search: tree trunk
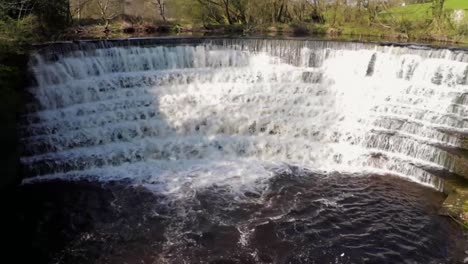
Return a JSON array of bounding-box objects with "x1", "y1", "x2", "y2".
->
[
  {"x1": 17, "y1": 1, "x2": 25, "y2": 23},
  {"x1": 156, "y1": 0, "x2": 166, "y2": 22},
  {"x1": 276, "y1": 0, "x2": 284, "y2": 23},
  {"x1": 223, "y1": 0, "x2": 233, "y2": 24}
]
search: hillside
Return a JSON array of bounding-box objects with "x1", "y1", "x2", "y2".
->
[{"x1": 382, "y1": 0, "x2": 468, "y2": 22}]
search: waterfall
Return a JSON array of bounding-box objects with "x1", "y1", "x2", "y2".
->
[{"x1": 21, "y1": 38, "x2": 468, "y2": 196}]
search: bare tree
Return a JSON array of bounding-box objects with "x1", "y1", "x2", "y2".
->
[
  {"x1": 94, "y1": 0, "x2": 120, "y2": 26},
  {"x1": 0, "y1": 0, "x2": 35, "y2": 22},
  {"x1": 153, "y1": 0, "x2": 166, "y2": 22},
  {"x1": 71, "y1": 0, "x2": 93, "y2": 20},
  {"x1": 197, "y1": 0, "x2": 238, "y2": 25}
]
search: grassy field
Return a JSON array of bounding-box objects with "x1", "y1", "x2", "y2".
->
[
  {"x1": 445, "y1": 0, "x2": 468, "y2": 9},
  {"x1": 381, "y1": 0, "x2": 468, "y2": 22}
]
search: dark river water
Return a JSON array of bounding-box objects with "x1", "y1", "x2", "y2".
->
[{"x1": 5, "y1": 172, "x2": 464, "y2": 264}]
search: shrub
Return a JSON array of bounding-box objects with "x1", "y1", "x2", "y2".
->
[
  {"x1": 395, "y1": 17, "x2": 413, "y2": 34},
  {"x1": 34, "y1": 0, "x2": 71, "y2": 36},
  {"x1": 456, "y1": 23, "x2": 468, "y2": 36}
]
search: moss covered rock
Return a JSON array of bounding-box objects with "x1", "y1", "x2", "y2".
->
[{"x1": 440, "y1": 175, "x2": 468, "y2": 227}]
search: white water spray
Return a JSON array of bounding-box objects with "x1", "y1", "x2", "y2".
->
[{"x1": 21, "y1": 39, "x2": 468, "y2": 195}]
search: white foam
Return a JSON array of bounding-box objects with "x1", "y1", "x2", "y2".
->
[{"x1": 22, "y1": 41, "x2": 468, "y2": 196}]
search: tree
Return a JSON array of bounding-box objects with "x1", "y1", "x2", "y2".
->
[
  {"x1": 196, "y1": 0, "x2": 251, "y2": 25},
  {"x1": 309, "y1": 0, "x2": 325, "y2": 23},
  {"x1": 0, "y1": 0, "x2": 35, "y2": 22},
  {"x1": 153, "y1": 0, "x2": 166, "y2": 22},
  {"x1": 34, "y1": 0, "x2": 71, "y2": 35},
  {"x1": 430, "y1": 0, "x2": 446, "y2": 31},
  {"x1": 0, "y1": 0, "x2": 71, "y2": 35},
  {"x1": 288, "y1": 0, "x2": 321, "y2": 23},
  {"x1": 194, "y1": 0, "x2": 305, "y2": 25},
  {"x1": 94, "y1": 0, "x2": 121, "y2": 26},
  {"x1": 71, "y1": 0, "x2": 93, "y2": 20},
  {"x1": 363, "y1": 0, "x2": 385, "y2": 25}
]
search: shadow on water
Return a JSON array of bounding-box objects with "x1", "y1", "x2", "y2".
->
[{"x1": 2, "y1": 173, "x2": 464, "y2": 263}]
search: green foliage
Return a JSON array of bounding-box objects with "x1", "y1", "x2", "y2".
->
[
  {"x1": 383, "y1": 0, "x2": 468, "y2": 22},
  {"x1": 34, "y1": 0, "x2": 72, "y2": 35},
  {"x1": 444, "y1": 0, "x2": 468, "y2": 9},
  {"x1": 0, "y1": 0, "x2": 71, "y2": 37},
  {"x1": 396, "y1": 17, "x2": 414, "y2": 34},
  {"x1": 193, "y1": 0, "x2": 327, "y2": 26},
  {"x1": 456, "y1": 21, "x2": 468, "y2": 35},
  {"x1": 451, "y1": 9, "x2": 468, "y2": 36},
  {"x1": 0, "y1": 15, "x2": 38, "y2": 46},
  {"x1": 380, "y1": 2, "x2": 433, "y2": 23},
  {"x1": 53, "y1": 0, "x2": 468, "y2": 42}
]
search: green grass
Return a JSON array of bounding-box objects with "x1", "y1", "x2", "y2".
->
[
  {"x1": 444, "y1": 0, "x2": 468, "y2": 10},
  {"x1": 381, "y1": 2, "x2": 432, "y2": 22},
  {"x1": 381, "y1": 0, "x2": 468, "y2": 22}
]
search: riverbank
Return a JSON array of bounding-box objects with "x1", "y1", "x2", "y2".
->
[
  {"x1": 60, "y1": 21, "x2": 468, "y2": 46},
  {"x1": 441, "y1": 174, "x2": 468, "y2": 228}
]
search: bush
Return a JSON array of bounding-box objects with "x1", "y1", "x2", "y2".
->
[
  {"x1": 456, "y1": 23, "x2": 468, "y2": 36},
  {"x1": 455, "y1": 13, "x2": 468, "y2": 36},
  {"x1": 395, "y1": 17, "x2": 413, "y2": 34},
  {"x1": 0, "y1": 15, "x2": 38, "y2": 46},
  {"x1": 34, "y1": 0, "x2": 71, "y2": 36},
  {"x1": 1, "y1": 0, "x2": 70, "y2": 37},
  {"x1": 290, "y1": 23, "x2": 310, "y2": 35}
]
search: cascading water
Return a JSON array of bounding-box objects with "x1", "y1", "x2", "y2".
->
[
  {"x1": 22, "y1": 38, "x2": 467, "y2": 193},
  {"x1": 19, "y1": 38, "x2": 468, "y2": 263}
]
